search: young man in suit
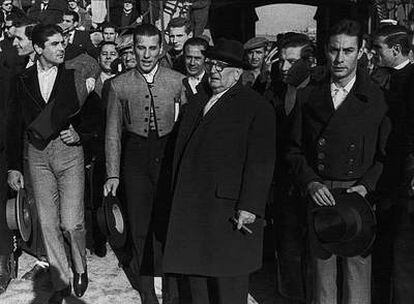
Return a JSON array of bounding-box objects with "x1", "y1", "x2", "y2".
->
[
  {"x1": 372, "y1": 25, "x2": 414, "y2": 304},
  {"x1": 182, "y1": 37, "x2": 209, "y2": 100},
  {"x1": 104, "y1": 23, "x2": 186, "y2": 304},
  {"x1": 286, "y1": 19, "x2": 390, "y2": 304},
  {"x1": 7, "y1": 24, "x2": 89, "y2": 303},
  {"x1": 163, "y1": 38, "x2": 276, "y2": 303}
]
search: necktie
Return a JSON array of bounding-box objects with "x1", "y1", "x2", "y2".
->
[{"x1": 332, "y1": 87, "x2": 347, "y2": 110}]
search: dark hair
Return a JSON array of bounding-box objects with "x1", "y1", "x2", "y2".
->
[
  {"x1": 101, "y1": 22, "x2": 117, "y2": 32},
  {"x1": 99, "y1": 41, "x2": 118, "y2": 53},
  {"x1": 63, "y1": 10, "x2": 79, "y2": 23},
  {"x1": 167, "y1": 17, "x2": 192, "y2": 34},
  {"x1": 133, "y1": 23, "x2": 162, "y2": 46},
  {"x1": 280, "y1": 33, "x2": 314, "y2": 60},
  {"x1": 183, "y1": 37, "x2": 208, "y2": 54},
  {"x1": 31, "y1": 24, "x2": 63, "y2": 49},
  {"x1": 327, "y1": 19, "x2": 363, "y2": 49},
  {"x1": 375, "y1": 25, "x2": 410, "y2": 56}
]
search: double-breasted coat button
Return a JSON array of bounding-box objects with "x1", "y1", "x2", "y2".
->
[
  {"x1": 317, "y1": 152, "x2": 326, "y2": 160},
  {"x1": 155, "y1": 157, "x2": 160, "y2": 163},
  {"x1": 317, "y1": 164, "x2": 325, "y2": 171},
  {"x1": 347, "y1": 170, "x2": 354, "y2": 175},
  {"x1": 348, "y1": 144, "x2": 356, "y2": 151},
  {"x1": 348, "y1": 158, "x2": 355, "y2": 164},
  {"x1": 318, "y1": 138, "x2": 326, "y2": 147}
]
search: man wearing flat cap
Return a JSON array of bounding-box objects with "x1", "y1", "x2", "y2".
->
[{"x1": 163, "y1": 38, "x2": 276, "y2": 303}]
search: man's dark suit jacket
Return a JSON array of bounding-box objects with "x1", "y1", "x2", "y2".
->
[
  {"x1": 27, "y1": 0, "x2": 66, "y2": 25},
  {"x1": 182, "y1": 72, "x2": 210, "y2": 101},
  {"x1": 163, "y1": 81, "x2": 276, "y2": 277},
  {"x1": 109, "y1": 7, "x2": 140, "y2": 28},
  {"x1": 71, "y1": 30, "x2": 97, "y2": 59},
  {"x1": 7, "y1": 64, "x2": 80, "y2": 172},
  {"x1": 286, "y1": 69, "x2": 390, "y2": 193}
]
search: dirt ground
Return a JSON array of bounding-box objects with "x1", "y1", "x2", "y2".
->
[{"x1": 0, "y1": 246, "x2": 288, "y2": 304}]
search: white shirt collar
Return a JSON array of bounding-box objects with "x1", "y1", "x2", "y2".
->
[
  {"x1": 36, "y1": 61, "x2": 58, "y2": 75},
  {"x1": 330, "y1": 74, "x2": 357, "y2": 94},
  {"x1": 394, "y1": 59, "x2": 410, "y2": 70},
  {"x1": 141, "y1": 64, "x2": 159, "y2": 84}
]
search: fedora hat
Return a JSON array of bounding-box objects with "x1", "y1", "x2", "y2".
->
[
  {"x1": 97, "y1": 195, "x2": 127, "y2": 249},
  {"x1": 311, "y1": 188, "x2": 376, "y2": 257},
  {"x1": 205, "y1": 38, "x2": 246, "y2": 68},
  {"x1": 6, "y1": 188, "x2": 32, "y2": 242}
]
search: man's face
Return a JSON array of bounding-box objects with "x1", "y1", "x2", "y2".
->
[
  {"x1": 121, "y1": 47, "x2": 137, "y2": 70},
  {"x1": 12, "y1": 26, "x2": 33, "y2": 56},
  {"x1": 279, "y1": 46, "x2": 303, "y2": 82},
  {"x1": 68, "y1": 0, "x2": 78, "y2": 9},
  {"x1": 207, "y1": 59, "x2": 240, "y2": 94},
  {"x1": 35, "y1": 33, "x2": 65, "y2": 66},
  {"x1": 373, "y1": 36, "x2": 395, "y2": 68},
  {"x1": 169, "y1": 26, "x2": 190, "y2": 52},
  {"x1": 103, "y1": 27, "x2": 117, "y2": 42},
  {"x1": 123, "y1": 1, "x2": 133, "y2": 11},
  {"x1": 4, "y1": 20, "x2": 15, "y2": 38},
  {"x1": 184, "y1": 44, "x2": 205, "y2": 77},
  {"x1": 326, "y1": 34, "x2": 361, "y2": 83},
  {"x1": 134, "y1": 34, "x2": 161, "y2": 73},
  {"x1": 246, "y1": 47, "x2": 266, "y2": 70},
  {"x1": 62, "y1": 14, "x2": 77, "y2": 31},
  {"x1": 2, "y1": 0, "x2": 13, "y2": 13},
  {"x1": 99, "y1": 44, "x2": 118, "y2": 72}
]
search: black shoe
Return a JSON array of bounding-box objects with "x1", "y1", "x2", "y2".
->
[
  {"x1": 48, "y1": 285, "x2": 71, "y2": 304},
  {"x1": 93, "y1": 243, "x2": 107, "y2": 258},
  {"x1": 0, "y1": 255, "x2": 10, "y2": 295},
  {"x1": 73, "y1": 270, "x2": 88, "y2": 297}
]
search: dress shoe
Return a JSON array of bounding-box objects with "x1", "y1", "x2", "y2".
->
[
  {"x1": 73, "y1": 270, "x2": 88, "y2": 297},
  {"x1": 48, "y1": 285, "x2": 71, "y2": 304},
  {"x1": 0, "y1": 255, "x2": 11, "y2": 295}
]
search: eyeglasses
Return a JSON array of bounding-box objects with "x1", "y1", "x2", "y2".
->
[{"x1": 205, "y1": 59, "x2": 232, "y2": 72}]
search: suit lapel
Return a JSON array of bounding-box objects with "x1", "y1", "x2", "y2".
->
[
  {"x1": 306, "y1": 81, "x2": 335, "y2": 125},
  {"x1": 21, "y1": 66, "x2": 46, "y2": 109},
  {"x1": 48, "y1": 64, "x2": 64, "y2": 103}
]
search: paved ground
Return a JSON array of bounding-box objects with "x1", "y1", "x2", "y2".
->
[{"x1": 0, "y1": 246, "x2": 292, "y2": 304}]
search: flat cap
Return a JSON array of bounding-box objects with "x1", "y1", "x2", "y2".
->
[
  {"x1": 57, "y1": 22, "x2": 72, "y2": 34},
  {"x1": 116, "y1": 34, "x2": 134, "y2": 53},
  {"x1": 243, "y1": 37, "x2": 268, "y2": 51}
]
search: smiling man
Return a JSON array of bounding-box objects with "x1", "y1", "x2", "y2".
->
[
  {"x1": 286, "y1": 19, "x2": 390, "y2": 304},
  {"x1": 7, "y1": 24, "x2": 89, "y2": 304},
  {"x1": 104, "y1": 23, "x2": 186, "y2": 304}
]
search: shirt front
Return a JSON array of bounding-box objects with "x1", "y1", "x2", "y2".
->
[
  {"x1": 141, "y1": 64, "x2": 159, "y2": 84},
  {"x1": 394, "y1": 59, "x2": 410, "y2": 70},
  {"x1": 203, "y1": 87, "x2": 231, "y2": 116},
  {"x1": 330, "y1": 75, "x2": 356, "y2": 110},
  {"x1": 188, "y1": 70, "x2": 205, "y2": 94},
  {"x1": 37, "y1": 61, "x2": 58, "y2": 103}
]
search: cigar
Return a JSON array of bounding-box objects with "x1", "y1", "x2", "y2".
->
[{"x1": 230, "y1": 217, "x2": 253, "y2": 234}]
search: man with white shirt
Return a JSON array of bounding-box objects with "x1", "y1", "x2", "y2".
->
[
  {"x1": 104, "y1": 23, "x2": 186, "y2": 304},
  {"x1": 286, "y1": 19, "x2": 390, "y2": 304},
  {"x1": 163, "y1": 38, "x2": 276, "y2": 303},
  {"x1": 182, "y1": 37, "x2": 209, "y2": 99},
  {"x1": 7, "y1": 24, "x2": 88, "y2": 304},
  {"x1": 372, "y1": 25, "x2": 414, "y2": 304}
]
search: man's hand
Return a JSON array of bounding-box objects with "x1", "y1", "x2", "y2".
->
[
  {"x1": 236, "y1": 210, "x2": 256, "y2": 230},
  {"x1": 60, "y1": 124, "x2": 80, "y2": 145},
  {"x1": 103, "y1": 178, "x2": 119, "y2": 197},
  {"x1": 346, "y1": 185, "x2": 368, "y2": 197},
  {"x1": 262, "y1": 46, "x2": 279, "y2": 73},
  {"x1": 86, "y1": 77, "x2": 96, "y2": 94},
  {"x1": 307, "y1": 181, "x2": 335, "y2": 206},
  {"x1": 8, "y1": 170, "x2": 24, "y2": 191}
]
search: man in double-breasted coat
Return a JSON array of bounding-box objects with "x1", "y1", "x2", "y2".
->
[
  {"x1": 286, "y1": 20, "x2": 390, "y2": 304},
  {"x1": 163, "y1": 38, "x2": 276, "y2": 303}
]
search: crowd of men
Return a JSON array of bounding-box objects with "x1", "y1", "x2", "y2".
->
[{"x1": 0, "y1": 0, "x2": 414, "y2": 304}]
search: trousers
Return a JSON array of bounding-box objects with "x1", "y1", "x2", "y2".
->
[{"x1": 27, "y1": 138, "x2": 86, "y2": 290}]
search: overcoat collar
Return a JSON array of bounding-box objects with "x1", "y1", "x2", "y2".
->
[{"x1": 307, "y1": 68, "x2": 375, "y2": 125}]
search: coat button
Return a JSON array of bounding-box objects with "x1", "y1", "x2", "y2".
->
[
  {"x1": 144, "y1": 129, "x2": 148, "y2": 133},
  {"x1": 347, "y1": 170, "x2": 354, "y2": 175},
  {"x1": 154, "y1": 157, "x2": 160, "y2": 163},
  {"x1": 317, "y1": 152, "x2": 326, "y2": 160},
  {"x1": 348, "y1": 143, "x2": 356, "y2": 151},
  {"x1": 145, "y1": 95, "x2": 150, "y2": 98},
  {"x1": 317, "y1": 164, "x2": 325, "y2": 171},
  {"x1": 145, "y1": 106, "x2": 149, "y2": 111},
  {"x1": 144, "y1": 118, "x2": 148, "y2": 122},
  {"x1": 318, "y1": 138, "x2": 326, "y2": 147},
  {"x1": 348, "y1": 158, "x2": 355, "y2": 164}
]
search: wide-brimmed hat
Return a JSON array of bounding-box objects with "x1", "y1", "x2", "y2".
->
[
  {"x1": 97, "y1": 195, "x2": 127, "y2": 249},
  {"x1": 6, "y1": 188, "x2": 32, "y2": 242},
  {"x1": 205, "y1": 38, "x2": 246, "y2": 68},
  {"x1": 311, "y1": 189, "x2": 376, "y2": 257}
]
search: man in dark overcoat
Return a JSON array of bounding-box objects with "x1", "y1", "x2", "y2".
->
[
  {"x1": 286, "y1": 20, "x2": 390, "y2": 304},
  {"x1": 163, "y1": 38, "x2": 276, "y2": 303}
]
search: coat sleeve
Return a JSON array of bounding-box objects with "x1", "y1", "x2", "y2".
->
[
  {"x1": 285, "y1": 90, "x2": 323, "y2": 191},
  {"x1": 237, "y1": 100, "x2": 276, "y2": 217},
  {"x1": 105, "y1": 81, "x2": 123, "y2": 179}
]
